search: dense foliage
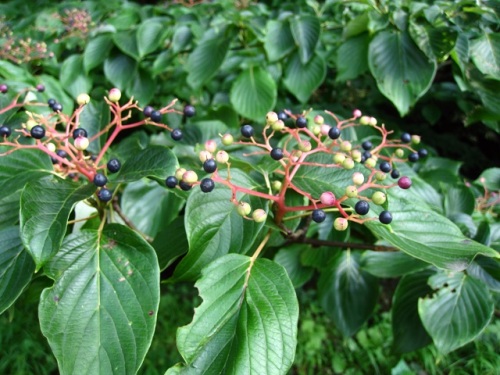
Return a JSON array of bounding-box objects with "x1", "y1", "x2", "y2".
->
[{"x1": 0, "y1": 0, "x2": 499, "y2": 374}]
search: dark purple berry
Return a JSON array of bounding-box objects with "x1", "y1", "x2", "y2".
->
[
  {"x1": 270, "y1": 148, "x2": 284, "y2": 160},
  {"x1": 379, "y1": 210, "x2": 393, "y2": 224},
  {"x1": 150, "y1": 110, "x2": 162, "y2": 122},
  {"x1": 165, "y1": 176, "x2": 178, "y2": 188},
  {"x1": 311, "y1": 209, "x2": 326, "y2": 223},
  {"x1": 107, "y1": 158, "x2": 121, "y2": 173},
  {"x1": 408, "y1": 152, "x2": 419, "y2": 162},
  {"x1": 200, "y1": 178, "x2": 215, "y2": 193},
  {"x1": 363, "y1": 151, "x2": 372, "y2": 159},
  {"x1": 296, "y1": 117, "x2": 307, "y2": 128},
  {"x1": 72, "y1": 128, "x2": 88, "y2": 139},
  {"x1": 179, "y1": 180, "x2": 192, "y2": 191},
  {"x1": 97, "y1": 188, "x2": 112, "y2": 202},
  {"x1": 379, "y1": 162, "x2": 391, "y2": 173},
  {"x1": 52, "y1": 103, "x2": 63, "y2": 112},
  {"x1": 362, "y1": 141, "x2": 372, "y2": 150},
  {"x1": 418, "y1": 148, "x2": 428, "y2": 158},
  {"x1": 0, "y1": 125, "x2": 11, "y2": 137},
  {"x1": 355, "y1": 201, "x2": 370, "y2": 215},
  {"x1": 328, "y1": 127, "x2": 341, "y2": 140},
  {"x1": 47, "y1": 98, "x2": 56, "y2": 108},
  {"x1": 143, "y1": 105, "x2": 154, "y2": 117},
  {"x1": 184, "y1": 105, "x2": 196, "y2": 118},
  {"x1": 0, "y1": 84, "x2": 8, "y2": 93},
  {"x1": 398, "y1": 176, "x2": 412, "y2": 189},
  {"x1": 171, "y1": 129, "x2": 183, "y2": 141},
  {"x1": 56, "y1": 149, "x2": 68, "y2": 158},
  {"x1": 390, "y1": 169, "x2": 400, "y2": 179},
  {"x1": 30, "y1": 125, "x2": 45, "y2": 139},
  {"x1": 203, "y1": 159, "x2": 217, "y2": 173},
  {"x1": 278, "y1": 111, "x2": 288, "y2": 121},
  {"x1": 36, "y1": 84, "x2": 45, "y2": 92},
  {"x1": 401, "y1": 133, "x2": 411, "y2": 143},
  {"x1": 93, "y1": 173, "x2": 107, "y2": 187},
  {"x1": 241, "y1": 124, "x2": 254, "y2": 138}
]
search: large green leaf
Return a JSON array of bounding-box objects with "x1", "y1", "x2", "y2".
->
[
  {"x1": 39, "y1": 224, "x2": 159, "y2": 374},
  {"x1": 474, "y1": 167, "x2": 500, "y2": 191},
  {"x1": 418, "y1": 272, "x2": 494, "y2": 354},
  {"x1": 166, "y1": 254, "x2": 298, "y2": 375},
  {"x1": 0, "y1": 226, "x2": 35, "y2": 314},
  {"x1": 230, "y1": 66, "x2": 277, "y2": 122},
  {"x1": 84, "y1": 34, "x2": 114, "y2": 73},
  {"x1": 126, "y1": 68, "x2": 155, "y2": 107},
  {"x1": 0, "y1": 191, "x2": 20, "y2": 230},
  {"x1": 114, "y1": 146, "x2": 177, "y2": 183},
  {"x1": 20, "y1": 177, "x2": 96, "y2": 269},
  {"x1": 104, "y1": 54, "x2": 138, "y2": 90},
  {"x1": 368, "y1": 30, "x2": 437, "y2": 116},
  {"x1": 471, "y1": 32, "x2": 500, "y2": 80},
  {"x1": 60, "y1": 55, "x2": 93, "y2": 99},
  {"x1": 409, "y1": 22, "x2": 457, "y2": 61},
  {"x1": 336, "y1": 33, "x2": 370, "y2": 82},
  {"x1": 264, "y1": 19, "x2": 295, "y2": 62},
  {"x1": 274, "y1": 245, "x2": 314, "y2": 288},
  {"x1": 283, "y1": 52, "x2": 326, "y2": 103},
  {"x1": 113, "y1": 29, "x2": 140, "y2": 60},
  {"x1": 392, "y1": 270, "x2": 434, "y2": 353},
  {"x1": 290, "y1": 15, "x2": 320, "y2": 64},
  {"x1": 137, "y1": 21, "x2": 164, "y2": 58},
  {"x1": 186, "y1": 28, "x2": 233, "y2": 89},
  {"x1": 361, "y1": 250, "x2": 429, "y2": 278},
  {"x1": 443, "y1": 184, "x2": 475, "y2": 216},
  {"x1": 318, "y1": 251, "x2": 379, "y2": 337},
  {"x1": 171, "y1": 169, "x2": 266, "y2": 282},
  {"x1": 0, "y1": 147, "x2": 53, "y2": 198},
  {"x1": 152, "y1": 216, "x2": 188, "y2": 271}
]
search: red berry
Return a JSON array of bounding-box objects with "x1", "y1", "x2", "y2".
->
[{"x1": 398, "y1": 176, "x2": 412, "y2": 189}]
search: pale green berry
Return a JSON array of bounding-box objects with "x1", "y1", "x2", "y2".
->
[
  {"x1": 352, "y1": 172, "x2": 364, "y2": 185},
  {"x1": 372, "y1": 191, "x2": 387, "y2": 205},
  {"x1": 237, "y1": 201, "x2": 251, "y2": 216},
  {"x1": 182, "y1": 170, "x2": 198, "y2": 184},
  {"x1": 252, "y1": 209, "x2": 267, "y2": 223},
  {"x1": 77, "y1": 93, "x2": 90, "y2": 105},
  {"x1": 298, "y1": 141, "x2": 312, "y2": 152},
  {"x1": 221, "y1": 133, "x2": 234, "y2": 146},
  {"x1": 351, "y1": 149, "x2": 362, "y2": 163},
  {"x1": 314, "y1": 115, "x2": 324, "y2": 125},
  {"x1": 345, "y1": 185, "x2": 358, "y2": 198},
  {"x1": 108, "y1": 88, "x2": 121, "y2": 103},
  {"x1": 340, "y1": 141, "x2": 352, "y2": 152},
  {"x1": 375, "y1": 171, "x2": 386, "y2": 181},
  {"x1": 216, "y1": 150, "x2": 229, "y2": 164},
  {"x1": 343, "y1": 158, "x2": 355, "y2": 170},
  {"x1": 46, "y1": 142, "x2": 56, "y2": 153},
  {"x1": 395, "y1": 148, "x2": 404, "y2": 158},
  {"x1": 369, "y1": 117, "x2": 377, "y2": 126},
  {"x1": 272, "y1": 119, "x2": 285, "y2": 131},
  {"x1": 272, "y1": 180, "x2": 282, "y2": 192},
  {"x1": 365, "y1": 157, "x2": 376, "y2": 168},
  {"x1": 26, "y1": 119, "x2": 37, "y2": 131},
  {"x1": 74, "y1": 136, "x2": 89, "y2": 151},
  {"x1": 175, "y1": 168, "x2": 187, "y2": 180},
  {"x1": 312, "y1": 125, "x2": 321, "y2": 135},
  {"x1": 411, "y1": 135, "x2": 421, "y2": 145},
  {"x1": 266, "y1": 111, "x2": 278, "y2": 125},
  {"x1": 359, "y1": 116, "x2": 370, "y2": 125},
  {"x1": 334, "y1": 217, "x2": 349, "y2": 231},
  {"x1": 333, "y1": 153, "x2": 346, "y2": 164}
]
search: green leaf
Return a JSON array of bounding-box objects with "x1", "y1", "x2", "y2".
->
[
  {"x1": 392, "y1": 270, "x2": 434, "y2": 353},
  {"x1": 318, "y1": 250, "x2": 379, "y2": 337},
  {"x1": 290, "y1": 15, "x2": 320, "y2": 64},
  {"x1": 84, "y1": 34, "x2": 114, "y2": 73},
  {"x1": 471, "y1": 32, "x2": 500, "y2": 80},
  {"x1": 443, "y1": 184, "x2": 475, "y2": 216},
  {"x1": 172, "y1": 25, "x2": 192, "y2": 54},
  {"x1": 79, "y1": 100, "x2": 110, "y2": 155},
  {"x1": 104, "y1": 54, "x2": 138, "y2": 90},
  {"x1": 264, "y1": 19, "x2": 295, "y2": 62},
  {"x1": 336, "y1": 33, "x2": 370, "y2": 82},
  {"x1": 418, "y1": 272, "x2": 494, "y2": 354},
  {"x1": 39, "y1": 224, "x2": 159, "y2": 374},
  {"x1": 475, "y1": 167, "x2": 500, "y2": 190},
  {"x1": 0, "y1": 191, "x2": 20, "y2": 230},
  {"x1": 171, "y1": 169, "x2": 266, "y2": 282},
  {"x1": 20, "y1": 177, "x2": 96, "y2": 269},
  {"x1": 274, "y1": 245, "x2": 314, "y2": 288},
  {"x1": 230, "y1": 66, "x2": 277, "y2": 121},
  {"x1": 60, "y1": 55, "x2": 93, "y2": 99},
  {"x1": 126, "y1": 68, "x2": 155, "y2": 107},
  {"x1": 152, "y1": 216, "x2": 188, "y2": 271},
  {"x1": 137, "y1": 21, "x2": 164, "y2": 58},
  {"x1": 0, "y1": 147, "x2": 53, "y2": 198},
  {"x1": 167, "y1": 254, "x2": 298, "y2": 375},
  {"x1": 114, "y1": 146, "x2": 178, "y2": 183},
  {"x1": 0, "y1": 226, "x2": 35, "y2": 314},
  {"x1": 186, "y1": 28, "x2": 233, "y2": 89},
  {"x1": 283, "y1": 52, "x2": 326, "y2": 103},
  {"x1": 121, "y1": 179, "x2": 184, "y2": 238},
  {"x1": 467, "y1": 256, "x2": 500, "y2": 292},
  {"x1": 113, "y1": 29, "x2": 140, "y2": 60},
  {"x1": 409, "y1": 22, "x2": 457, "y2": 60},
  {"x1": 368, "y1": 30, "x2": 437, "y2": 116},
  {"x1": 361, "y1": 250, "x2": 429, "y2": 278}
]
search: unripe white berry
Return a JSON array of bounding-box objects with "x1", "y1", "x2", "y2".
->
[
  {"x1": 77, "y1": 93, "x2": 90, "y2": 105},
  {"x1": 237, "y1": 201, "x2": 251, "y2": 216},
  {"x1": 204, "y1": 139, "x2": 217, "y2": 153},
  {"x1": 216, "y1": 150, "x2": 229, "y2": 164},
  {"x1": 252, "y1": 209, "x2": 267, "y2": 223},
  {"x1": 334, "y1": 217, "x2": 349, "y2": 231},
  {"x1": 352, "y1": 172, "x2": 364, "y2": 185},
  {"x1": 74, "y1": 136, "x2": 89, "y2": 151},
  {"x1": 266, "y1": 111, "x2": 279, "y2": 125},
  {"x1": 199, "y1": 150, "x2": 213, "y2": 162}
]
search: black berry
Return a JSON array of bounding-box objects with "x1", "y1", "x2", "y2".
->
[
  {"x1": 355, "y1": 201, "x2": 370, "y2": 215},
  {"x1": 278, "y1": 111, "x2": 288, "y2": 121},
  {"x1": 97, "y1": 188, "x2": 112, "y2": 202},
  {"x1": 0, "y1": 125, "x2": 11, "y2": 137},
  {"x1": 328, "y1": 127, "x2": 341, "y2": 140},
  {"x1": 56, "y1": 150, "x2": 68, "y2": 158},
  {"x1": 184, "y1": 105, "x2": 196, "y2": 118},
  {"x1": 203, "y1": 159, "x2": 217, "y2": 173},
  {"x1": 241, "y1": 124, "x2": 254, "y2": 138},
  {"x1": 379, "y1": 162, "x2": 391, "y2": 173},
  {"x1": 47, "y1": 98, "x2": 56, "y2": 108},
  {"x1": 270, "y1": 148, "x2": 284, "y2": 160},
  {"x1": 52, "y1": 103, "x2": 63, "y2": 112},
  {"x1": 93, "y1": 173, "x2": 107, "y2": 187},
  {"x1": 363, "y1": 151, "x2": 372, "y2": 159},
  {"x1": 30, "y1": 125, "x2": 45, "y2": 139},
  {"x1": 362, "y1": 141, "x2": 373, "y2": 150},
  {"x1": 143, "y1": 105, "x2": 154, "y2": 117},
  {"x1": 200, "y1": 178, "x2": 215, "y2": 193},
  {"x1": 401, "y1": 133, "x2": 411, "y2": 143},
  {"x1": 171, "y1": 129, "x2": 183, "y2": 141},
  {"x1": 379, "y1": 210, "x2": 393, "y2": 224},
  {"x1": 107, "y1": 158, "x2": 121, "y2": 173},
  {"x1": 390, "y1": 169, "x2": 400, "y2": 179},
  {"x1": 72, "y1": 128, "x2": 88, "y2": 139},
  {"x1": 296, "y1": 116, "x2": 307, "y2": 128},
  {"x1": 311, "y1": 209, "x2": 326, "y2": 223},
  {"x1": 418, "y1": 148, "x2": 428, "y2": 158},
  {"x1": 179, "y1": 181, "x2": 192, "y2": 191},
  {"x1": 150, "y1": 110, "x2": 162, "y2": 122},
  {"x1": 408, "y1": 152, "x2": 419, "y2": 162},
  {"x1": 165, "y1": 176, "x2": 178, "y2": 188}
]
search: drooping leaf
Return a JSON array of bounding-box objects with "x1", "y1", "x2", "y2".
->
[
  {"x1": 474, "y1": 167, "x2": 500, "y2": 190},
  {"x1": 283, "y1": 52, "x2": 326, "y2": 103},
  {"x1": 113, "y1": 29, "x2": 140, "y2": 60},
  {"x1": 152, "y1": 216, "x2": 188, "y2": 271},
  {"x1": 409, "y1": 22, "x2": 457, "y2": 60},
  {"x1": 114, "y1": 146, "x2": 177, "y2": 183},
  {"x1": 126, "y1": 68, "x2": 155, "y2": 107},
  {"x1": 0, "y1": 191, "x2": 20, "y2": 230},
  {"x1": 39, "y1": 224, "x2": 159, "y2": 374},
  {"x1": 368, "y1": 30, "x2": 437, "y2": 116},
  {"x1": 60, "y1": 55, "x2": 93, "y2": 99},
  {"x1": 471, "y1": 32, "x2": 500, "y2": 80},
  {"x1": 166, "y1": 254, "x2": 298, "y2": 375},
  {"x1": 392, "y1": 270, "x2": 434, "y2": 353},
  {"x1": 361, "y1": 250, "x2": 429, "y2": 278},
  {"x1": 467, "y1": 256, "x2": 500, "y2": 292},
  {"x1": 20, "y1": 177, "x2": 96, "y2": 269},
  {"x1": 264, "y1": 19, "x2": 295, "y2": 62},
  {"x1": 336, "y1": 33, "x2": 370, "y2": 82},
  {"x1": 0, "y1": 226, "x2": 35, "y2": 314},
  {"x1": 418, "y1": 272, "x2": 494, "y2": 354},
  {"x1": 290, "y1": 15, "x2": 321, "y2": 64},
  {"x1": 84, "y1": 34, "x2": 114, "y2": 73},
  {"x1": 137, "y1": 21, "x2": 164, "y2": 58},
  {"x1": 318, "y1": 250, "x2": 379, "y2": 337},
  {"x1": 230, "y1": 66, "x2": 277, "y2": 122},
  {"x1": 274, "y1": 245, "x2": 314, "y2": 288},
  {"x1": 443, "y1": 184, "x2": 475, "y2": 216},
  {"x1": 104, "y1": 54, "x2": 138, "y2": 90}
]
